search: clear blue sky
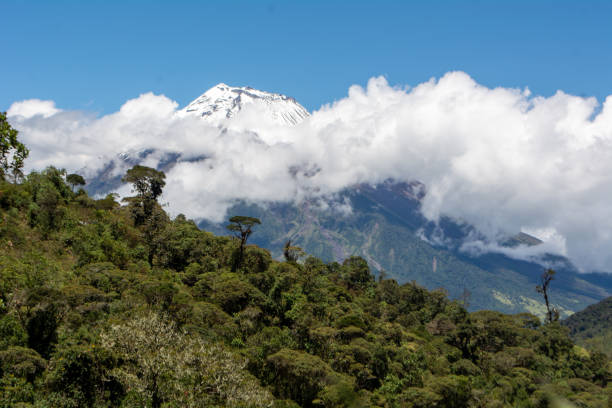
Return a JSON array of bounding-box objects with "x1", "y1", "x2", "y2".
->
[{"x1": 3, "y1": 0, "x2": 612, "y2": 113}]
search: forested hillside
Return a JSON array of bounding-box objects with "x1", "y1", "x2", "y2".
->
[
  {"x1": 564, "y1": 297, "x2": 612, "y2": 358},
  {"x1": 0, "y1": 166, "x2": 610, "y2": 407},
  {"x1": 199, "y1": 182, "x2": 610, "y2": 318}
]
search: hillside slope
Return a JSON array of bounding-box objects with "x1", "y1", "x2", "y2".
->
[
  {"x1": 1, "y1": 168, "x2": 610, "y2": 407},
  {"x1": 563, "y1": 297, "x2": 612, "y2": 357},
  {"x1": 201, "y1": 181, "x2": 610, "y2": 317}
]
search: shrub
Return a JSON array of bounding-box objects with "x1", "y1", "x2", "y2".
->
[
  {"x1": 0, "y1": 313, "x2": 27, "y2": 350},
  {"x1": 242, "y1": 245, "x2": 272, "y2": 274},
  {"x1": 45, "y1": 344, "x2": 122, "y2": 407},
  {"x1": 0, "y1": 346, "x2": 46, "y2": 382},
  {"x1": 267, "y1": 348, "x2": 337, "y2": 406},
  {"x1": 101, "y1": 312, "x2": 272, "y2": 408},
  {"x1": 204, "y1": 273, "x2": 267, "y2": 314},
  {"x1": 341, "y1": 256, "x2": 373, "y2": 290}
]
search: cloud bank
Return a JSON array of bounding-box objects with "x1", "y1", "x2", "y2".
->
[{"x1": 7, "y1": 72, "x2": 612, "y2": 272}]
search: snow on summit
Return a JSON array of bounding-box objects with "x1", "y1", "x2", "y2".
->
[{"x1": 179, "y1": 83, "x2": 310, "y2": 126}]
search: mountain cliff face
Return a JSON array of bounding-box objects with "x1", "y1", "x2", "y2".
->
[
  {"x1": 178, "y1": 83, "x2": 310, "y2": 126},
  {"x1": 86, "y1": 84, "x2": 612, "y2": 317}
]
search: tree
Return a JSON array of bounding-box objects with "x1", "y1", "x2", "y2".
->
[
  {"x1": 226, "y1": 216, "x2": 261, "y2": 271},
  {"x1": 142, "y1": 205, "x2": 170, "y2": 265},
  {"x1": 101, "y1": 312, "x2": 272, "y2": 408},
  {"x1": 342, "y1": 256, "x2": 373, "y2": 289},
  {"x1": 0, "y1": 112, "x2": 29, "y2": 182},
  {"x1": 66, "y1": 173, "x2": 86, "y2": 192},
  {"x1": 536, "y1": 269, "x2": 558, "y2": 323},
  {"x1": 121, "y1": 165, "x2": 166, "y2": 225},
  {"x1": 122, "y1": 165, "x2": 165, "y2": 201},
  {"x1": 26, "y1": 167, "x2": 70, "y2": 237},
  {"x1": 121, "y1": 165, "x2": 168, "y2": 264},
  {"x1": 283, "y1": 239, "x2": 305, "y2": 263},
  {"x1": 101, "y1": 312, "x2": 180, "y2": 408}
]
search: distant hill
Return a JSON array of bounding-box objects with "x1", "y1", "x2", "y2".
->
[
  {"x1": 563, "y1": 296, "x2": 612, "y2": 357},
  {"x1": 200, "y1": 181, "x2": 612, "y2": 317}
]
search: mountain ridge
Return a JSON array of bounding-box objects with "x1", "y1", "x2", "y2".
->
[{"x1": 200, "y1": 180, "x2": 611, "y2": 317}]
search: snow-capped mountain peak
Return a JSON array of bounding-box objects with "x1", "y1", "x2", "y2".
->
[{"x1": 179, "y1": 83, "x2": 309, "y2": 126}]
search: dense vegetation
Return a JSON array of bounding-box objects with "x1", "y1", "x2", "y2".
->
[
  {"x1": 564, "y1": 297, "x2": 612, "y2": 358},
  {"x1": 199, "y1": 184, "x2": 610, "y2": 317},
  {"x1": 0, "y1": 119, "x2": 610, "y2": 407},
  {"x1": 0, "y1": 167, "x2": 610, "y2": 407}
]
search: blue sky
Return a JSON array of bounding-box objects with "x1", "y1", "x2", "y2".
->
[
  {"x1": 3, "y1": 0, "x2": 612, "y2": 113},
  {"x1": 7, "y1": 1, "x2": 612, "y2": 271}
]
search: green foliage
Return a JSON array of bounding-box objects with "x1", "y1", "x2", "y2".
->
[
  {"x1": 65, "y1": 173, "x2": 86, "y2": 192},
  {"x1": 101, "y1": 312, "x2": 272, "y2": 408},
  {"x1": 243, "y1": 245, "x2": 273, "y2": 274},
  {"x1": 26, "y1": 167, "x2": 72, "y2": 236},
  {"x1": 0, "y1": 170, "x2": 609, "y2": 407},
  {"x1": 341, "y1": 256, "x2": 374, "y2": 290},
  {"x1": 0, "y1": 112, "x2": 29, "y2": 182},
  {"x1": 428, "y1": 375, "x2": 471, "y2": 408},
  {"x1": 563, "y1": 296, "x2": 612, "y2": 357},
  {"x1": 121, "y1": 165, "x2": 165, "y2": 202},
  {"x1": 121, "y1": 165, "x2": 166, "y2": 226},
  {"x1": 227, "y1": 215, "x2": 261, "y2": 271},
  {"x1": 209, "y1": 199, "x2": 610, "y2": 319},
  {"x1": 25, "y1": 300, "x2": 61, "y2": 358},
  {"x1": 0, "y1": 346, "x2": 46, "y2": 382},
  {"x1": 266, "y1": 348, "x2": 342, "y2": 406},
  {"x1": 45, "y1": 344, "x2": 122, "y2": 407},
  {"x1": 284, "y1": 239, "x2": 305, "y2": 263},
  {"x1": 197, "y1": 272, "x2": 267, "y2": 314},
  {"x1": 0, "y1": 313, "x2": 27, "y2": 350}
]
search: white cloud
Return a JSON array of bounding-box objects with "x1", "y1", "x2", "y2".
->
[
  {"x1": 459, "y1": 234, "x2": 569, "y2": 266},
  {"x1": 7, "y1": 99, "x2": 61, "y2": 119},
  {"x1": 7, "y1": 72, "x2": 612, "y2": 272}
]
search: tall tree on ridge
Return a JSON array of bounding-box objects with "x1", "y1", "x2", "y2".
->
[
  {"x1": 226, "y1": 216, "x2": 261, "y2": 271},
  {"x1": 122, "y1": 165, "x2": 167, "y2": 264},
  {"x1": 66, "y1": 173, "x2": 86, "y2": 192},
  {"x1": 121, "y1": 165, "x2": 166, "y2": 226},
  {"x1": 536, "y1": 269, "x2": 559, "y2": 323}
]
